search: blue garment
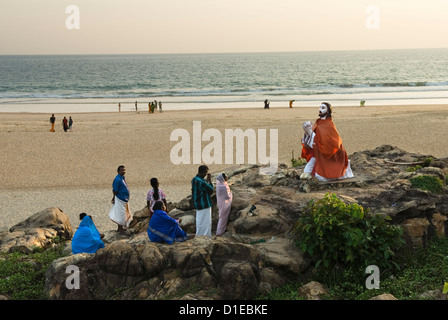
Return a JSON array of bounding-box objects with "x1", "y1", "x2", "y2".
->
[
  {"x1": 147, "y1": 209, "x2": 190, "y2": 244},
  {"x1": 191, "y1": 175, "x2": 214, "y2": 210},
  {"x1": 113, "y1": 174, "x2": 130, "y2": 202},
  {"x1": 72, "y1": 216, "x2": 105, "y2": 254}
]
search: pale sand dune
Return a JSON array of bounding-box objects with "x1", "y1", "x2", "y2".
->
[{"x1": 1, "y1": 104, "x2": 447, "y2": 231}]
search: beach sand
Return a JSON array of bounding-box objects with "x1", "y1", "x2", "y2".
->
[{"x1": 1, "y1": 104, "x2": 447, "y2": 232}]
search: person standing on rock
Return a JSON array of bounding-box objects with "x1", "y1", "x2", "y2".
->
[
  {"x1": 216, "y1": 173, "x2": 232, "y2": 236},
  {"x1": 300, "y1": 102, "x2": 354, "y2": 181},
  {"x1": 191, "y1": 165, "x2": 214, "y2": 238},
  {"x1": 109, "y1": 165, "x2": 133, "y2": 235}
]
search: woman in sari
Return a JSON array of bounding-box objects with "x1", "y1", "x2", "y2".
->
[
  {"x1": 72, "y1": 213, "x2": 105, "y2": 254},
  {"x1": 147, "y1": 201, "x2": 194, "y2": 244},
  {"x1": 216, "y1": 173, "x2": 232, "y2": 236}
]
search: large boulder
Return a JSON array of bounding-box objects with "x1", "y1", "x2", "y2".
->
[
  {"x1": 0, "y1": 207, "x2": 73, "y2": 253},
  {"x1": 44, "y1": 236, "x2": 273, "y2": 300}
]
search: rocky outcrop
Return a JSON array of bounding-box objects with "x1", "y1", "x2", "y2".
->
[
  {"x1": 44, "y1": 235, "x2": 297, "y2": 300},
  {"x1": 0, "y1": 207, "x2": 73, "y2": 253},
  {"x1": 1, "y1": 145, "x2": 447, "y2": 300}
]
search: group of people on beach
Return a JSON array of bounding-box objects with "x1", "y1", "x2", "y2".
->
[
  {"x1": 71, "y1": 101, "x2": 353, "y2": 254},
  {"x1": 71, "y1": 164, "x2": 233, "y2": 253},
  {"x1": 49, "y1": 114, "x2": 73, "y2": 132},
  {"x1": 118, "y1": 100, "x2": 163, "y2": 113}
]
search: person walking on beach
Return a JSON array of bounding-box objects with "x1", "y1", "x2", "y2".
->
[
  {"x1": 159, "y1": 101, "x2": 163, "y2": 113},
  {"x1": 216, "y1": 173, "x2": 232, "y2": 236},
  {"x1": 289, "y1": 100, "x2": 295, "y2": 108},
  {"x1": 49, "y1": 114, "x2": 56, "y2": 132},
  {"x1": 109, "y1": 165, "x2": 133, "y2": 235},
  {"x1": 62, "y1": 116, "x2": 68, "y2": 132},
  {"x1": 264, "y1": 99, "x2": 270, "y2": 109},
  {"x1": 118, "y1": 103, "x2": 121, "y2": 112},
  {"x1": 147, "y1": 177, "x2": 168, "y2": 219},
  {"x1": 135, "y1": 101, "x2": 138, "y2": 112},
  {"x1": 68, "y1": 116, "x2": 73, "y2": 132},
  {"x1": 191, "y1": 165, "x2": 214, "y2": 238}
]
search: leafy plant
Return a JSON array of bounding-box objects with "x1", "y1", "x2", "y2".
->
[
  {"x1": 0, "y1": 244, "x2": 65, "y2": 299},
  {"x1": 291, "y1": 150, "x2": 306, "y2": 167},
  {"x1": 409, "y1": 175, "x2": 444, "y2": 194},
  {"x1": 292, "y1": 193, "x2": 404, "y2": 271}
]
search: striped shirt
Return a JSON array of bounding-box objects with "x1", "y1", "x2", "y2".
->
[{"x1": 191, "y1": 175, "x2": 214, "y2": 210}]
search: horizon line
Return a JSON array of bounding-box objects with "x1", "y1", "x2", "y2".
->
[{"x1": 1, "y1": 46, "x2": 447, "y2": 57}]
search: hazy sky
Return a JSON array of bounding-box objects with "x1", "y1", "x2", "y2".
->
[{"x1": 1, "y1": 0, "x2": 448, "y2": 54}]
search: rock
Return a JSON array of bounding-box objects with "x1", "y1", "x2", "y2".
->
[
  {"x1": 44, "y1": 236, "x2": 269, "y2": 300},
  {"x1": 369, "y1": 293, "x2": 398, "y2": 300},
  {"x1": 419, "y1": 289, "x2": 447, "y2": 300},
  {"x1": 0, "y1": 207, "x2": 73, "y2": 253},
  {"x1": 298, "y1": 281, "x2": 329, "y2": 300},
  {"x1": 9, "y1": 207, "x2": 73, "y2": 239},
  {"x1": 400, "y1": 217, "x2": 430, "y2": 248}
]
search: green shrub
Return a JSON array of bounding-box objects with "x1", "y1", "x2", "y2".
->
[
  {"x1": 0, "y1": 245, "x2": 65, "y2": 299},
  {"x1": 292, "y1": 193, "x2": 404, "y2": 271},
  {"x1": 409, "y1": 175, "x2": 444, "y2": 194}
]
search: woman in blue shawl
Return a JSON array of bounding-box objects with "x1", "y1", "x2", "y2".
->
[
  {"x1": 147, "y1": 201, "x2": 194, "y2": 244},
  {"x1": 72, "y1": 213, "x2": 105, "y2": 254}
]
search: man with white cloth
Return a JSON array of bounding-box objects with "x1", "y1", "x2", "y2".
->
[
  {"x1": 191, "y1": 165, "x2": 214, "y2": 238},
  {"x1": 109, "y1": 165, "x2": 133, "y2": 234}
]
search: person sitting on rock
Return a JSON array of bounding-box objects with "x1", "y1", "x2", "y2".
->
[
  {"x1": 72, "y1": 213, "x2": 105, "y2": 254},
  {"x1": 300, "y1": 102, "x2": 354, "y2": 181},
  {"x1": 147, "y1": 201, "x2": 195, "y2": 244}
]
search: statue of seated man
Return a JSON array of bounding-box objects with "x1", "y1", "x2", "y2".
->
[{"x1": 300, "y1": 102, "x2": 354, "y2": 181}]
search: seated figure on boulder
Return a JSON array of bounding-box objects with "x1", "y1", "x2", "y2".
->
[
  {"x1": 72, "y1": 213, "x2": 105, "y2": 254},
  {"x1": 300, "y1": 102, "x2": 354, "y2": 182}
]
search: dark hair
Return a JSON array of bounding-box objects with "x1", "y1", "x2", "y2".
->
[
  {"x1": 117, "y1": 165, "x2": 125, "y2": 173},
  {"x1": 151, "y1": 177, "x2": 159, "y2": 201},
  {"x1": 79, "y1": 212, "x2": 87, "y2": 220},
  {"x1": 198, "y1": 165, "x2": 209, "y2": 174},
  {"x1": 321, "y1": 102, "x2": 332, "y2": 117},
  {"x1": 153, "y1": 200, "x2": 164, "y2": 211}
]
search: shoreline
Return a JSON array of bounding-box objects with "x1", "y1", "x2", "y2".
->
[{"x1": 1, "y1": 103, "x2": 447, "y2": 232}]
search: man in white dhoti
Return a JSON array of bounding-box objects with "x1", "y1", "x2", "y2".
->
[{"x1": 109, "y1": 165, "x2": 133, "y2": 234}]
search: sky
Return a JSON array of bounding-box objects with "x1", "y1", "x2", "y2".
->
[{"x1": 1, "y1": 0, "x2": 448, "y2": 55}]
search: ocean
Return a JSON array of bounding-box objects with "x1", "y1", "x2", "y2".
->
[{"x1": 1, "y1": 48, "x2": 448, "y2": 113}]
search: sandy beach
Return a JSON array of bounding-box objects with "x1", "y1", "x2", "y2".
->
[{"x1": 1, "y1": 104, "x2": 447, "y2": 232}]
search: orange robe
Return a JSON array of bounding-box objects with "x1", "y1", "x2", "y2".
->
[{"x1": 301, "y1": 118, "x2": 348, "y2": 179}]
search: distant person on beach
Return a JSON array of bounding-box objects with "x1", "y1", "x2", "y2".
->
[
  {"x1": 71, "y1": 213, "x2": 105, "y2": 254},
  {"x1": 135, "y1": 101, "x2": 138, "y2": 112},
  {"x1": 264, "y1": 99, "x2": 270, "y2": 109},
  {"x1": 216, "y1": 173, "x2": 232, "y2": 236},
  {"x1": 289, "y1": 100, "x2": 295, "y2": 108},
  {"x1": 109, "y1": 165, "x2": 133, "y2": 235},
  {"x1": 68, "y1": 116, "x2": 73, "y2": 132},
  {"x1": 147, "y1": 177, "x2": 168, "y2": 219},
  {"x1": 147, "y1": 201, "x2": 194, "y2": 244},
  {"x1": 159, "y1": 101, "x2": 163, "y2": 113},
  {"x1": 148, "y1": 102, "x2": 151, "y2": 114},
  {"x1": 62, "y1": 116, "x2": 68, "y2": 132},
  {"x1": 300, "y1": 102, "x2": 354, "y2": 182},
  {"x1": 50, "y1": 114, "x2": 56, "y2": 132},
  {"x1": 118, "y1": 103, "x2": 121, "y2": 112},
  {"x1": 191, "y1": 165, "x2": 214, "y2": 238}
]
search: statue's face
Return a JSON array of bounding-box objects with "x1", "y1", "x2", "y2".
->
[{"x1": 319, "y1": 104, "x2": 328, "y2": 118}]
